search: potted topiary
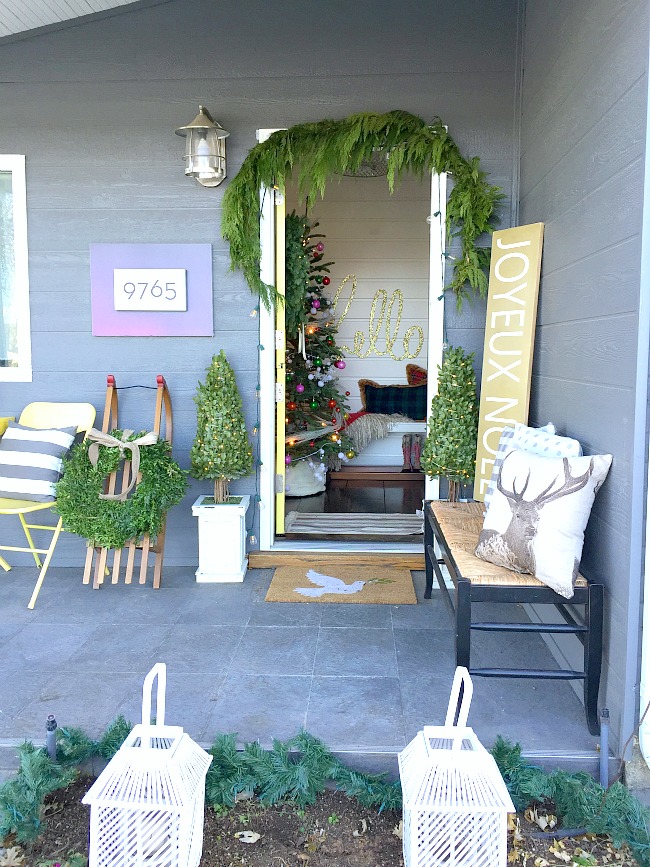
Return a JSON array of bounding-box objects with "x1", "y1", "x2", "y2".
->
[
  {"x1": 190, "y1": 350, "x2": 253, "y2": 582},
  {"x1": 420, "y1": 346, "x2": 479, "y2": 502}
]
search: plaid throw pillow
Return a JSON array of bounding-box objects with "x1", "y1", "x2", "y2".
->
[
  {"x1": 358, "y1": 380, "x2": 427, "y2": 420},
  {"x1": 0, "y1": 422, "x2": 76, "y2": 502},
  {"x1": 406, "y1": 364, "x2": 428, "y2": 386}
]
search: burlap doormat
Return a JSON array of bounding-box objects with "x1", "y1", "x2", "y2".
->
[{"x1": 265, "y1": 564, "x2": 417, "y2": 604}]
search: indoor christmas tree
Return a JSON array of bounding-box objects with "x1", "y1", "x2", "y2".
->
[
  {"x1": 284, "y1": 212, "x2": 355, "y2": 479},
  {"x1": 190, "y1": 350, "x2": 253, "y2": 503},
  {"x1": 420, "y1": 345, "x2": 479, "y2": 502}
]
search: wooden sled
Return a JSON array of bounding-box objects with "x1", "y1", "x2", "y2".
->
[{"x1": 82, "y1": 375, "x2": 173, "y2": 590}]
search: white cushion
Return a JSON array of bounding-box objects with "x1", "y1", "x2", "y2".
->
[
  {"x1": 0, "y1": 422, "x2": 76, "y2": 502},
  {"x1": 483, "y1": 422, "x2": 583, "y2": 509},
  {"x1": 475, "y1": 449, "x2": 612, "y2": 598}
]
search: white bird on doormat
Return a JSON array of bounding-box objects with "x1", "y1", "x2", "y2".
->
[{"x1": 294, "y1": 569, "x2": 366, "y2": 597}]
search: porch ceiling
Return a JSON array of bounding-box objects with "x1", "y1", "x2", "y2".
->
[{"x1": 0, "y1": 0, "x2": 145, "y2": 38}]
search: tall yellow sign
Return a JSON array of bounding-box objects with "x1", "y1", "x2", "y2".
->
[{"x1": 474, "y1": 223, "x2": 544, "y2": 501}]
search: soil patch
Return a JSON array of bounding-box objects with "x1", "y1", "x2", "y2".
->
[{"x1": 5, "y1": 777, "x2": 640, "y2": 867}]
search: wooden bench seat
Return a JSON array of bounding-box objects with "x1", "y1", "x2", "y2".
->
[{"x1": 424, "y1": 500, "x2": 604, "y2": 735}]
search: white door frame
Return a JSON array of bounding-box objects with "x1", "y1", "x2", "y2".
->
[{"x1": 257, "y1": 147, "x2": 447, "y2": 549}]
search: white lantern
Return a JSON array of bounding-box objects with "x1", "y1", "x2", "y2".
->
[
  {"x1": 175, "y1": 106, "x2": 229, "y2": 187},
  {"x1": 398, "y1": 668, "x2": 514, "y2": 867},
  {"x1": 83, "y1": 664, "x2": 212, "y2": 867}
]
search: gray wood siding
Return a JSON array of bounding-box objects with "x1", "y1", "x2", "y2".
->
[
  {"x1": 519, "y1": 0, "x2": 649, "y2": 753},
  {"x1": 0, "y1": 0, "x2": 518, "y2": 568}
]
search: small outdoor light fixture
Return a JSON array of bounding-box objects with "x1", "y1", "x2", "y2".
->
[{"x1": 176, "y1": 105, "x2": 229, "y2": 188}]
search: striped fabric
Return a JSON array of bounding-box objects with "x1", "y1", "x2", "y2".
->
[
  {"x1": 483, "y1": 422, "x2": 585, "y2": 509},
  {"x1": 0, "y1": 422, "x2": 76, "y2": 502}
]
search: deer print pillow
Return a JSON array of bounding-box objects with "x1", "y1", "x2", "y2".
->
[{"x1": 475, "y1": 449, "x2": 612, "y2": 598}]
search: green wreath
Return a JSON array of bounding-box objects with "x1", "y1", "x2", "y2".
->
[{"x1": 55, "y1": 430, "x2": 187, "y2": 549}]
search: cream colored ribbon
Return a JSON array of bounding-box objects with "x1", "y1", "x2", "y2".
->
[{"x1": 86, "y1": 428, "x2": 158, "y2": 502}]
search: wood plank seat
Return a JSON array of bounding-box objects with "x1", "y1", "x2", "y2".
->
[{"x1": 424, "y1": 499, "x2": 604, "y2": 735}]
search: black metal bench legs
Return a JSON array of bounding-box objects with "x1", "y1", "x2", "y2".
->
[{"x1": 423, "y1": 502, "x2": 605, "y2": 736}]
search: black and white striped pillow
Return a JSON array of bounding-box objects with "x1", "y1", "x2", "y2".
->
[{"x1": 0, "y1": 422, "x2": 76, "y2": 502}]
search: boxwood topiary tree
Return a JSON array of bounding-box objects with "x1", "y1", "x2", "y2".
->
[
  {"x1": 190, "y1": 350, "x2": 253, "y2": 503},
  {"x1": 421, "y1": 346, "x2": 479, "y2": 502}
]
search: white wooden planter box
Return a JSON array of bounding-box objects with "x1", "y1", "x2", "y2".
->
[{"x1": 192, "y1": 494, "x2": 250, "y2": 583}]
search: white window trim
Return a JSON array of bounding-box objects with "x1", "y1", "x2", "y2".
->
[{"x1": 0, "y1": 154, "x2": 32, "y2": 382}]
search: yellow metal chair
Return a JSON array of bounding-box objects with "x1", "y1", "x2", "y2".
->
[{"x1": 0, "y1": 402, "x2": 96, "y2": 609}]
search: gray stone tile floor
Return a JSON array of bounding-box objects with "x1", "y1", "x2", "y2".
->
[{"x1": 0, "y1": 564, "x2": 601, "y2": 781}]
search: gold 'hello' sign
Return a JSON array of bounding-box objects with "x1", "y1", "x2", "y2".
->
[
  {"x1": 474, "y1": 222, "x2": 545, "y2": 501},
  {"x1": 332, "y1": 275, "x2": 424, "y2": 360}
]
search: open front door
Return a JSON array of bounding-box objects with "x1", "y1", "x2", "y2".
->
[
  {"x1": 258, "y1": 164, "x2": 447, "y2": 549},
  {"x1": 425, "y1": 171, "x2": 447, "y2": 502},
  {"x1": 273, "y1": 188, "x2": 286, "y2": 535},
  {"x1": 257, "y1": 129, "x2": 287, "y2": 549}
]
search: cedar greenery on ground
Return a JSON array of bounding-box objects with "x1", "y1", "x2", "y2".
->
[
  {"x1": 8, "y1": 779, "x2": 640, "y2": 867},
  {"x1": 0, "y1": 725, "x2": 646, "y2": 866},
  {"x1": 221, "y1": 110, "x2": 504, "y2": 309}
]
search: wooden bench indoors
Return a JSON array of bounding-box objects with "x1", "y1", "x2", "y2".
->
[{"x1": 424, "y1": 500, "x2": 604, "y2": 735}]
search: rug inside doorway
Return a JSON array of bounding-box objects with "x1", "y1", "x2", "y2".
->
[
  {"x1": 265, "y1": 564, "x2": 417, "y2": 604},
  {"x1": 284, "y1": 512, "x2": 424, "y2": 535}
]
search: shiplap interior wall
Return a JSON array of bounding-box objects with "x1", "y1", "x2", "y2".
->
[
  {"x1": 292, "y1": 174, "x2": 431, "y2": 414},
  {"x1": 519, "y1": 0, "x2": 649, "y2": 755}
]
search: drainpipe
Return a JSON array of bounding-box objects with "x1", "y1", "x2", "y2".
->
[
  {"x1": 637, "y1": 35, "x2": 650, "y2": 768},
  {"x1": 639, "y1": 491, "x2": 650, "y2": 766}
]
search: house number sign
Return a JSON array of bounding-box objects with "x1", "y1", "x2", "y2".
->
[
  {"x1": 90, "y1": 243, "x2": 213, "y2": 337},
  {"x1": 113, "y1": 268, "x2": 188, "y2": 312}
]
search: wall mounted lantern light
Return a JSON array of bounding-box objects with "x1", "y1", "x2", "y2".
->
[{"x1": 175, "y1": 105, "x2": 229, "y2": 188}]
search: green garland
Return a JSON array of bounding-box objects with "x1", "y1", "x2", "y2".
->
[
  {"x1": 492, "y1": 737, "x2": 650, "y2": 866},
  {"x1": 0, "y1": 723, "x2": 400, "y2": 845},
  {"x1": 55, "y1": 431, "x2": 187, "y2": 549},
  {"x1": 222, "y1": 110, "x2": 504, "y2": 310}
]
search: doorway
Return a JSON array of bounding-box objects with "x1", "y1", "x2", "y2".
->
[{"x1": 257, "y1": 134, "x2": 446, "y2": 550}]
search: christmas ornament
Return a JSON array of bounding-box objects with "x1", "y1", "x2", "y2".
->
[
  {"x1": 322, "y1": 276, "x2": 330, "y2": 285},
  {"x1": 285, "y1": 454, "x2": 292, "y2": 465},
  {"x1": 295, "y1": 383, "x2": 305, "y2": 393},
  {"x1": 316, "y1": 242, "x2": 325, "y2": 252},
  {"x1": 346, "y1": 450, "x2": 355, "y2": 459},
  {"x1": 312, "y1": 299, "x2": 320, "y2": 309},
  {"x1": 345, "y1": 391, "x2": 350, "y2": 396},
  {"x1": 311, "y1": 400, "x2": 318, "y2": 409},
  {"x1": 328, "y1": 399, "x2": 337, "y2": 408},
  {"x1": 335, "y1": 360, "x2": 346, "y2": 370}
]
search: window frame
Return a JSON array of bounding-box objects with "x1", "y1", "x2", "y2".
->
[{"x1": 0, "y1": 154, "x2": 32, "y2": 382}]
